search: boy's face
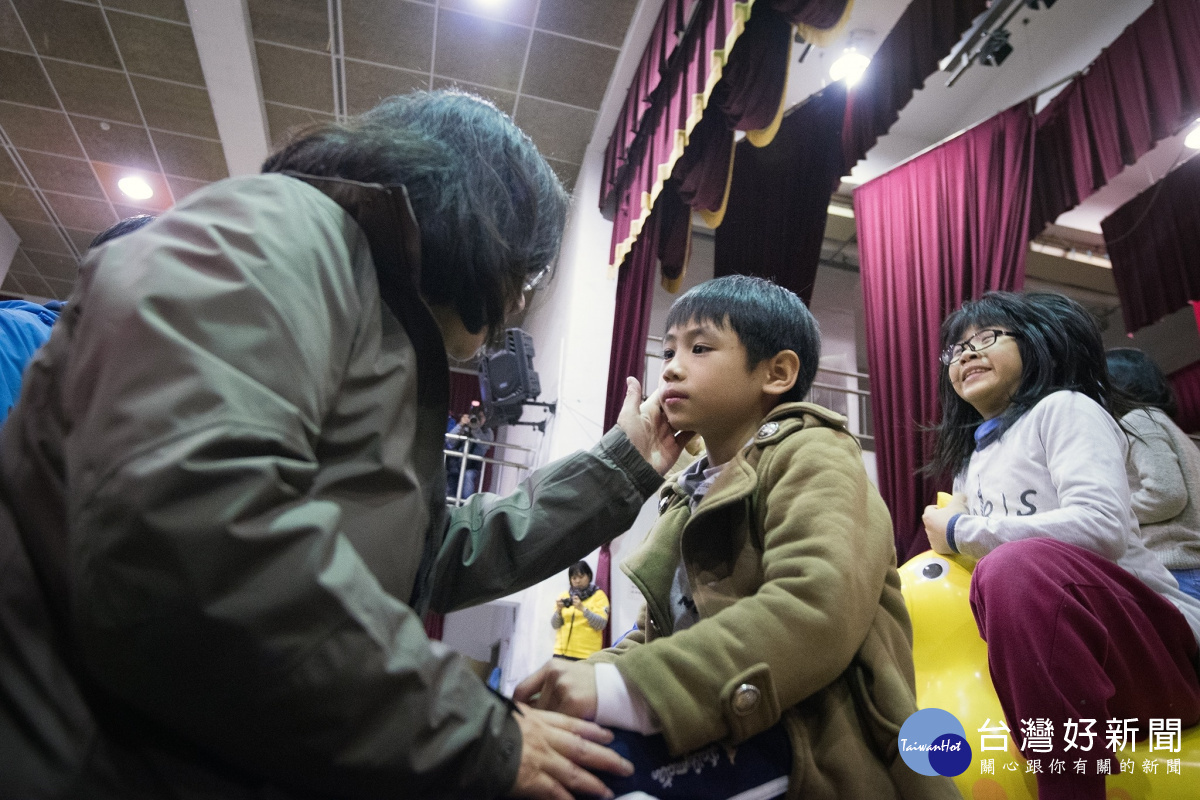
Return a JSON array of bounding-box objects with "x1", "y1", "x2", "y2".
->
[{"x1": 660, "y1": 318, "x2": 771, "y2": 440}]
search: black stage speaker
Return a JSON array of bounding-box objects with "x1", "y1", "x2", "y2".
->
[{"x1": 479, "y1": 329, "x2": 540, "y2": 426}]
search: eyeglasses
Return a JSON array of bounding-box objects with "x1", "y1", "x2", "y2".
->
[
  {"x1": 522, "y1": 264, "x2": 553, "y2": 294},
  {"x1": 940, "y1": 329, "x2": 1018, "y2": 366}
]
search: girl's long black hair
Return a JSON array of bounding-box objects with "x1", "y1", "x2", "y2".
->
[{"x1": 926, "y1": 291, "x2": 1139, "y2": 479}]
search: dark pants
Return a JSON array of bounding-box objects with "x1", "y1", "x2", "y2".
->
[
  {"x1": 972, "y1": 538, "x2": 1200, "y2": 800},
  {"x1": 596, "y1": 723, "x2": 789, "y2": 800}
]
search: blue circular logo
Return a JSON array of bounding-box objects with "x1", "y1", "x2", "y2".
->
[{"x1": 898, "y1": 708, "x2": 972, "y2": 777}]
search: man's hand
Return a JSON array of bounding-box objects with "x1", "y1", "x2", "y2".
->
[
  {"x1": 617, "y1": 377, "x2": 693, "y2": 476},
  {"x1": 922, "y1": 494, "x2": 967, "y2": 555},
  {"x1": 506, "y1": 705, "x2": 631, "y2": 800},
  {"x1": 513, "y1": 659, "x2": 599, "y2": 720}
]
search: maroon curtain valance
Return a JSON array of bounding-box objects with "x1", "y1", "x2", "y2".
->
[
  {"x1": 607, "y1": 2, "x2": 798, "y2": 271},
  {"x1": 841, "y1": 0, "x2": 990, "y2": 173},
  {"x1": 600, "y1": 0, "x2": 698, "y2": 216},
  {"x1": 713, "y1": 83, "x2": 848, "y2": 304},
  {"x1": 1101, "y1": 154, "x2": 1200, "y2": 334},
  {"x1": 854, "y1": 102, "x2": 1035, "y2": 558},
  {"x1": 601, "y1": 0, "x2": 852, "y2": 216},
  {"x1": 1028, "y1": 0, "x2": 1200, "y2": 235}
]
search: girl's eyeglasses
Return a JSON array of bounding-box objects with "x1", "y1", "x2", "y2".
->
[{"x1": 940, "y1": 329, "x2": 1018, "y2": 366}]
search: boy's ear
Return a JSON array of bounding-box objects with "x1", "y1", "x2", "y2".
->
[{"x1": 762, "y1": 349, "x2": 800, "y2": 397}]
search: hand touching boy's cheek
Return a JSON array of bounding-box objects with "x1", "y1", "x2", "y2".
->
[{"x1": 513, "y1": 659, "x2": 599, "y2": 720}]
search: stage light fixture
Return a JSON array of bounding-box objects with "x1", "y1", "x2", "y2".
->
[{"x1": 979, "y1": 29, "x2": 1013, "y2": 67}]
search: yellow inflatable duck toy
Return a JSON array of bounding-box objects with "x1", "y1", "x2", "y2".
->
[{"x1": 899, "y1": 493, "x2": 1200, "y2": 799}]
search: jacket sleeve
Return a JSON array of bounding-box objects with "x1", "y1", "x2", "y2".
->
[
  {"x1": 63, "y1": 182, "x2": 521, "y2": 799},
  {"x1": 1124, "y1": 410, "x2": 1188, "y2": 525},
  {"x1": 609, "y1": 428, "x2": 893, "y2": 754},
  {"x1": 428, "y1": 428, "x2": 662, "y2": 612}
]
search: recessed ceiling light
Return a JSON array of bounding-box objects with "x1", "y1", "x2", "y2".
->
[
  {"x1": 118, "y1": 175, "x2": 154, "y2": 201},
  {"x1": 829, "y1": 48, "x2": 870, "y2": 87},
  {"x1": 1186, "y1": 120, "x2": 1200, "y2": 150}
]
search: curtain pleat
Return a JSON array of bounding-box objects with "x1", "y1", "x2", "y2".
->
[
  {"x1": 854, "y1": 103, "x2": 1035, "y2": 559},
  {"x1": 713, "y1": 83, "x2": 848, "y2": 305},
  {"x1": 841, "y1": 0, "x2": 990, "y2": 173},
  {"x1": 1101, "y1": 154, "x2": 1200, "y2": 334},
  {"x1": 1028, "y1": 0, "x2": 1200, "y2": 235}
]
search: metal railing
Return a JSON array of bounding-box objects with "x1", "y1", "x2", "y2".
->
[
  {"x1": 444, "y1": 432, "x2": 537, "y2": 506},
  {"x1": 644, "y1": 336, "x2": 874, "y2": 449}
]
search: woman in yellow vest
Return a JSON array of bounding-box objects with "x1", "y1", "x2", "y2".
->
[{"x1": 552, "y1": 561, "x2": 609, "y2": 660}]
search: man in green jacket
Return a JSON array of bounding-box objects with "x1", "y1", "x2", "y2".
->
[{"x1": 0, "y1": 92, "x2": 687, "y2": 800}]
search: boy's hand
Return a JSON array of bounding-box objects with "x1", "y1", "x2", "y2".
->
[
  {"x1": 506, "y1": 704, "x2": 630, "y2": 800},
  {"x1": 922, "y1": 494, "x2": 967, "y2": 555},
  {"x1": 617, "y1": 377, "x2": 694, "y2": 476},
  {"x1": 513, "y1": 659, "x2": 599, "y2": 720}
]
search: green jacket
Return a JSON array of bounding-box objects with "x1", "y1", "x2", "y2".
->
[
  {"x1": 593, "y1": 402, "x2": 960, "y2": 800},
  {"x1": 0, "y1": 174, "x2": 663, "y2": 799}
]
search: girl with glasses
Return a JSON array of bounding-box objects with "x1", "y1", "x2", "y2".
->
[{"x1": 922, "y1": 291, "x2": 1200, "y2": 800}]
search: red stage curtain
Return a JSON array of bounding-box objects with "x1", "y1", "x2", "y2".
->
[
  {"x1": 841, "y1": 0, "x2": 990, "y2": 173},
  {"x1": 448, "y1": 370, "x2": 481, "y2": 419},
  {"x1": 1101, "y1": 154, "x2": 1200, "y2": 334},
  {"x1": 1029, "y1": 0, "x2": 1200, "y2": 234},
  {"x1": 1170, "y1": 359, "x2": 1200, "y2": 434},
  {"x1": 713, "y1": 83, "x2": 848, "y2": 304},
  {"x1": 855, "y1": 103, "x2": 1035, "y2": 559}
]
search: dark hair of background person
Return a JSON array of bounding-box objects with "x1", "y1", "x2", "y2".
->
[
  {"x1": 927, "y1": 291, "x2": 1141, "y2": 479},
  {"x1": 89, "y1": 215, "x2": 156, "y2": 249},
  {"x1": 261, "y1": 90, "x2": 568, "y2": 340},
  {"x1": 1107, "y1": 347, "x2": 1178, "y2": 418},
  {"x1": 664, "y1": 274, "x2": 822, "y2": 404},
  {"x1": 568, "y1": 560, "x2": 592, "y2": 581}
]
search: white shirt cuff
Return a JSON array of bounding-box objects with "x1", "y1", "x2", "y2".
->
[{"x1": 593, "y1": 662, "x2": 660, "y2": 735}]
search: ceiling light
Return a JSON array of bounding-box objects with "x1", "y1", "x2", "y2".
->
[
  {"x1": 118, "y1": 176, "x2": 154, "y2": 201},
  {"x1": 829, "y1": 48, "x2": 870, "y2": 86},
  {"x1": 1186, "y1": 120, "x2": 1200, "y2": 150}
]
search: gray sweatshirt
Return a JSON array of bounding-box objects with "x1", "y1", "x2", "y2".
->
[{"x1": 1121, "y1": 407, "x2": 1200, "y2": 571}]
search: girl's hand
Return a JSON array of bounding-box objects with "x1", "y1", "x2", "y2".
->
[
  {"x1": 922, "y1": 494, "x2": 968, "y2": 555},
  {"x1": 571, "y1": 596, "x2": 583, "y2": 610}
]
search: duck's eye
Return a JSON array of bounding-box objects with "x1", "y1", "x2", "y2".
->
[{"x1": 922, "y1": 562, "x2": 946, "y2": 580}]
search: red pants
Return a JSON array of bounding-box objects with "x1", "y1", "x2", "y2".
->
[{"x1": 971, "y1": 538, "x2": 1200, "y2": 800}]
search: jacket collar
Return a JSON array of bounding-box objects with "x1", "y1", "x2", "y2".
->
[{"x1": 658, "y1": 401, "x2": 852, "y2": 517}]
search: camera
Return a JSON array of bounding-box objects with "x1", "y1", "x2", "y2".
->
[{"x1": 468, "y1": 413, "x2": 481, "y2": 427}]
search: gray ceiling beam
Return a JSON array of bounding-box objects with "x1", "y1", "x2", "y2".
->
[{"x1": 184, "y1": 0, "x2": 270, "y2": 177}]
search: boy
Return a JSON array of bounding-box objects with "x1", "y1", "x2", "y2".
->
[{"x1": 516, "y1": 276, "x2": 957, "y2": 799}]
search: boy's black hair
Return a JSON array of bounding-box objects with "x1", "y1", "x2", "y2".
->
[
  {"x1": 664, "y1": 275, "x2": 821, "y2": 404},
  {"x1": 262, "y1": 90, "x2": 568, "y2": 340},
  {"x1": 568, "y1": 560, "x2": 592, "y2": 581},
  {"x1": 927, "y1": 291, "x2": 1139, "y2": 479},
  {"x1": 1106, "y1": 348, "x2": 1177, "y2": 418},
  {"x1": 89, "y1": 215, "x2": 155, "y2": 249}
]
